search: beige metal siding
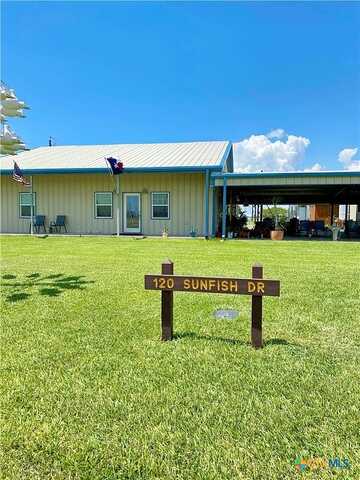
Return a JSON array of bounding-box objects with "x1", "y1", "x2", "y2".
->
[
  {"x1": 1, "y1": 172, "x2": 205, "y2": 236},
  {"x1": 120, "y1": 172, "x2": 205, "y2": 236}
]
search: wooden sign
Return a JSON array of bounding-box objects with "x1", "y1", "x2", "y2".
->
[
  {"x1": 144, "y1": 260, "x2": 280, "y2": 349},
  {"x1": 145, "y1": 275, "x2": 279, "y2": 296}
]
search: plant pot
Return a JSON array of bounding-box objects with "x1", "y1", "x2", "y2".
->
[
  {"x1": 270, "y1": 230, "x2": 284, "y2": 241},
  {"x1": 162, "y1": 232, "x2": 168, "y2": 239}
]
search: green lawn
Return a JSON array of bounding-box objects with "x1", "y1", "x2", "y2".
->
[{"x1": 1, "y1": 236, "x2": 359, "y2": 480}]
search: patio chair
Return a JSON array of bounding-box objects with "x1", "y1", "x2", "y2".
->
[
  {"x1": 299, "y1": 220, "x2": 310, "y2": 236},
  {"x1": 29, "y1": 215, "x2": 46, "y2": 233},
  {"x1": 314, "y1": 220, "x2": 327, "y2": 237},
  {"x1": 345, "y1": 220, "x2": 360, "y2": 239},
  {"x1": 49, "y1": 215, "x2": 67, "y2": 233},
  {"x1": 287, "y1": 217, "x2": 300, "y2": 237}
]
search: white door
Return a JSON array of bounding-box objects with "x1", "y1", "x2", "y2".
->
[{"x1": 123, "y1": 193, "x2": 141, "y2": 233}]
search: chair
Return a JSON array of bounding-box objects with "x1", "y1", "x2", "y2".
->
[
  {"x1": 29, "y1": 215, "x2": 46, "y2": 233},
  {"x1": 345, "y1": 220, "x2": 360, "y2": 239},
  {"x1": 299, "y1": 220, "x2": 310, "y2": 236},
  {"x1": 49, "y1": 215, "x2": 67, "y2": 233},
  {"x1": 313, "y1": 220, "x2": 326, "y2": 237},
  {"x1": 314, "y1": 220, "x2": 325, "y2": 230}
]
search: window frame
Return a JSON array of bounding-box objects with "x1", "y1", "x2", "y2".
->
[
  {"x1": 19, "y1": 192, "x2": 36, "y2": 218},
  {"x1": 94, "y1": 191, "x2": 113, "y2": 219},
  {"x1": 151, "y1": 192, "x2": 170, "y2": 220}
]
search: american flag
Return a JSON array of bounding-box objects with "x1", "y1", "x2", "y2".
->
[{"x1": 12, "y1": 161, "x2": 31, "y2": 186}]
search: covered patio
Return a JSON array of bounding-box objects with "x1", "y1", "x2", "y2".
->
[{"x1": 211, "y1": 171, "x2": 360, "y2": 239}]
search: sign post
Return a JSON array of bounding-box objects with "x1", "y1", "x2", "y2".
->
[
  {"x1": 251, "y1": 263, "x2": 263, "y2": 349},
  {"x1": 145, "y1": 260, "x2": 280, "y2": 348},
  {"x1": 161, "y1": 259, "x2": 173, "y2": 341}
]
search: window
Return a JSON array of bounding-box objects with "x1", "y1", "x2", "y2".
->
[
  {"x1": 19, "y1": 192, "x2": 36, "y2": 218},
  {"x1": 151, "y1": 192, "x2": 170, "y2": 219},
  {"x1": 95, "y1": 192, "x2": 113, "y2": 218}
]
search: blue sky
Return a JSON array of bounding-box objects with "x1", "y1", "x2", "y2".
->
[{"x1": 2, "y1": 1, "x2": 360, "y2": 171}]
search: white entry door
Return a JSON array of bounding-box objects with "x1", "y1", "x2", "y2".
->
[{"x1": 123, "y1": 193, "x2": 141, "y2": 233}]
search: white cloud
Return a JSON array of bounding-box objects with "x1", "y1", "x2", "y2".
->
[
  {"x1": 338, "y1": 148, "x2": 360, "y2": 171},
  {"x1": 267, "y1": 128, "x2": 286, "y2": 140},
  {"x1": 233, "y1": 131, "x2": 311, "y2": 172},
  {"x1": 304, "y1": 163, "x2": 323, "y2": 172}
]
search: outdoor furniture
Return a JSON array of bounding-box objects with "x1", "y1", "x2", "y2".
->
[
  {"x1": 286, "y1": 217, "x2": 299, "y2": 237},
  {"x1": 261, "y1": 217, "x2": 274, "y2": 239},
  {"x1": 314, "y1": 220, "x2": 331, "y2": 237},
  {"x1": 344, "y1": 220, "x2": 360, "y2": 239},
  {"x1": 314, "y1": 220, "x2": 325, "y2": 232},
  {"x1": 250, "y1": 220, "x2": 273, "y2": 239},
  {"x1": 49, "y1": 215, "x2": 67, "y2": 233},
  {"x1": 299, "y1": 220, "x2": 311, "y2": 236},
  {"x1": 29, "y1": 215, "x2": 46, "y2": 233},
  {"x1": 238, "y1": 228, "x2": 250, "y2": 239},
  {"x1": 251, "y1": 221, "x2": 264, "y2": 238}
]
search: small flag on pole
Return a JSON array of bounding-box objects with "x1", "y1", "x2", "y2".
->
[
  {"x1": 106, "y1": 157, "x2": 124, "y2": 175},
  {"x1": 12, "y1": 161, "x2": 31, "y2": 186}
]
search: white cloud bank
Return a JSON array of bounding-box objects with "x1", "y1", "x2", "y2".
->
[
  {"x1": 267, "y1": 128, "x2": 286, "y2": 140},
  {"x1": 233, "y1": 130, "x2": 310, "y2": 172},
  {"x1": 304, "y1": 162, "x2": 323, "y2": 172},
  {"x1": 338, "y1": 148, "x2": 360, "y2": 171},
  {"x1": 233, "y1": 130, "x2": 360, "y2": 173}
]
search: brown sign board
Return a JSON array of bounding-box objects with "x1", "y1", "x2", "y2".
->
[
  {"x1": 145, "y1": 274, "x2": 280, "y2": 297},
  {"x1": 145, "y1": 260, "x2": 281, "y2": 349}
]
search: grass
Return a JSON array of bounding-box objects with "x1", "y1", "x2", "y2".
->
[{"x1": 1, "y1": 236, "x2": 359, "y2": 480}]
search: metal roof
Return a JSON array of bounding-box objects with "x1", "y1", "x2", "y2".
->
[
  {"x1": 212, "y1": 170, "x2": 360, "y2": 179},
  {"x1": 213, "y1": 170, "x2": 360, "y2": 185},
  {"x1": 0, "y1": 141, "x2": 231, "y2": 174}
]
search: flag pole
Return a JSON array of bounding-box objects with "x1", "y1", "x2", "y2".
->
[
  {"x1": 30, "y1": 175, "x2": 34, "y2": 235},
  {"x1": 116, "y1": 175, "x2": 120, "y2": 237}
]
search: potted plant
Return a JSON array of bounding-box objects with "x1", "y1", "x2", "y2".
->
[
  {"x1": 267, "y1": 198, "x2": 286, "y2": 240},
  {"x1": 162, "y1": 226, "x2": 169, "y2": 238},
  {"x1": 271, "y1": 226, "x2": 284, "y2": 241}
]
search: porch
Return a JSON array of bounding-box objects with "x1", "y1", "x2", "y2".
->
[{"x1": 211, "y1": 171, "x2": 360, "y2": 240}]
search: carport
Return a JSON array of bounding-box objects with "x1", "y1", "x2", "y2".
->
[{"x1": 211, "y1": 171, "x2": 360, "y2": 238}]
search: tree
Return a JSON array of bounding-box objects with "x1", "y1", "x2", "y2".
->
[
  {"x1": 0, "y1": 82, "x2": 29, "y2": 155},
  {"x1": 263, "y1": 206, "x2": 288, "y2": 228}
]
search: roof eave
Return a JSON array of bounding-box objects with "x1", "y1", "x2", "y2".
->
[
  {"x1": 1, "y1": 165, "x2": 224, "y2": 176},
  {"x1": 211, "y1": 171, "x2": 360, "y2": 178}
]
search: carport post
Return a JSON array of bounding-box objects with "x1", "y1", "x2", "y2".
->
[
  {"x1": 116, "y1": 175, "x2": 120, "y2": 237},
  {"x1": 211, "y1": 185, "x2": 217, "y2": 237},
  {"x1": 330, "y1": 203, "x2": 334, "y2": 225},
  {"x1": 30, "y1": 175, "x2": 34, "y2": 236},
  {"x1": 204, "y1": 169, "x2": 210, "y2": 238},
  {"x1": 221, "y1": 176, "x2": 227, "y2": 239}
]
